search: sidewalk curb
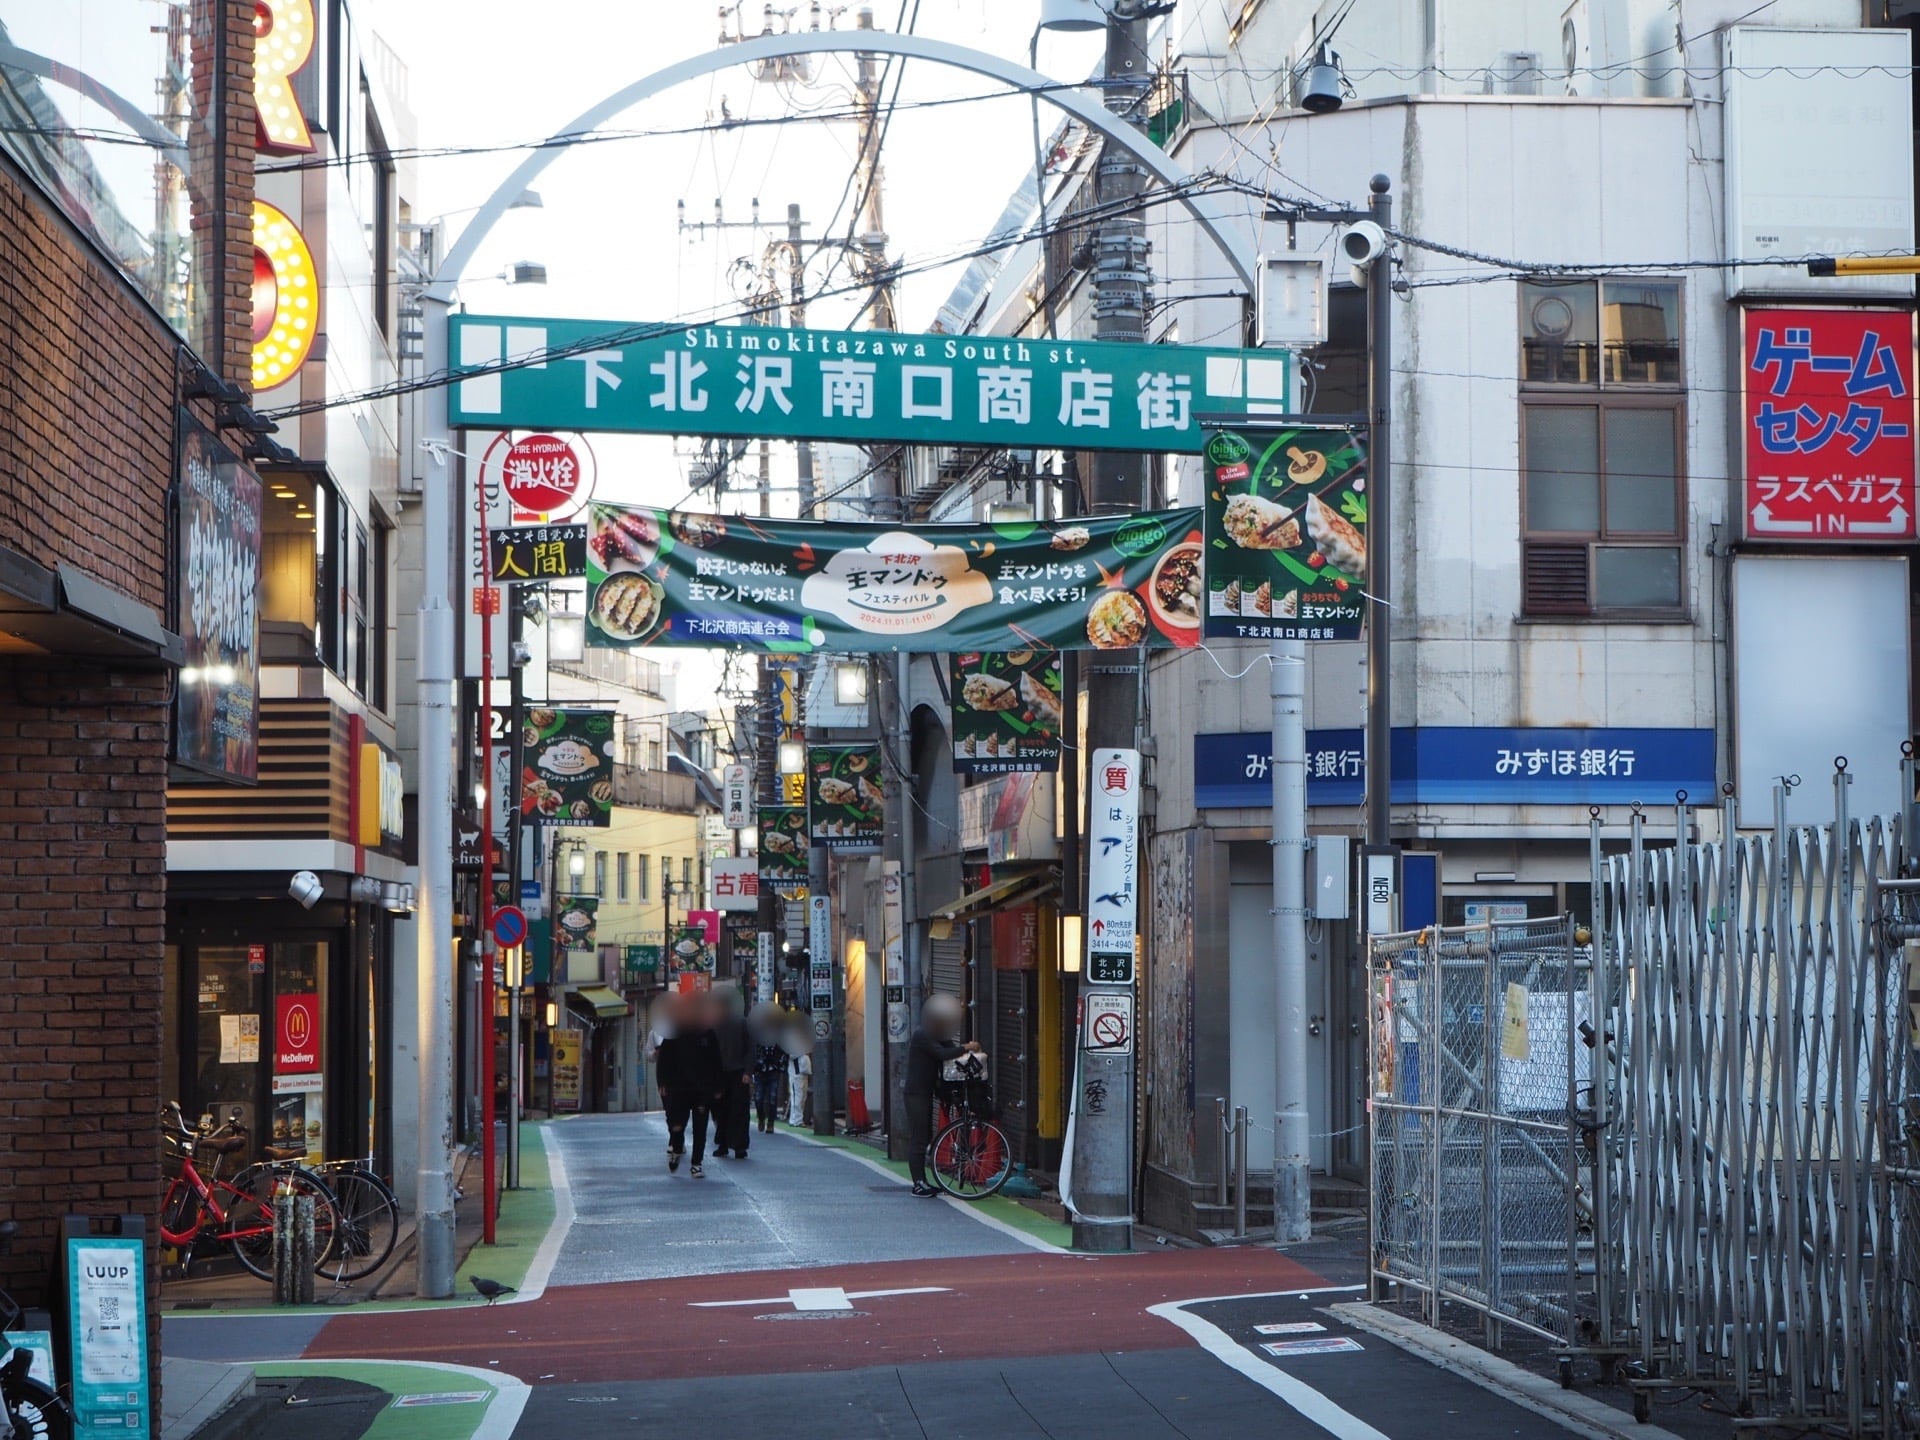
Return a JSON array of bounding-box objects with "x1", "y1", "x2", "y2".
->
[{"x1": 1328, "y1": 1302, "x2": 1689, "y2": 1440}]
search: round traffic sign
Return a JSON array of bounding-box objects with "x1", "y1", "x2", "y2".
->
[
  {"x1": 491, "y1": 905, "x2": 528, "y2": 949},
  {"x1": 1092, "y1": 1011, "x2": 1128, "y2": 1048}
]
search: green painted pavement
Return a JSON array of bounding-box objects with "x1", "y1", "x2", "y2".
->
[{"x1": 252, "y1": 1361, "x2": 520, "y2": 1440}]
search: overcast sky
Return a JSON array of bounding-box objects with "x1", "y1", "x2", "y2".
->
[{"x1": 359, "y1": 0, "x2": 1104, "y2": 708}]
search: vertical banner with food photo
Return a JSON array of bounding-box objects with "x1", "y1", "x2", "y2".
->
[
  {"x1": 520, "y1": 708, "x2": 616, "y2": 826},
  {"x1": 555, "y1": 895, "x2": 599, "y2": 951},
  {"x1": 950, "y1": 651, "x2": 1065, "y2": 775},
  {"x1": 1202, "y1": 425, "x2": 1369, "y2": 641},
  {"x1": 758, "y1": 805, "x2": 811, "y2": 890},
  {"x1": 808, "y1": 745, "x2": 884, "y2": 852},
  {"x1": 669, "y1": 924, "x2": 716, "y2": 976}
]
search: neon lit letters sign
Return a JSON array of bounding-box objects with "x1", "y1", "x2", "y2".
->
[
  {"x1": 254, "y1": 0, "x2": 316, "y2": 154},
  {"x1": 251, "y1": 201, "x2": 318, "y2": 390}
]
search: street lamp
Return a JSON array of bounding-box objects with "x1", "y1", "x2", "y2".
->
[
  {"x1": 778, "y1": 739, "x2": 806, "y2": 776},
  {"x1": 1039, "y1": 0, "x2": 1104, "y2": 30},
  {"x1": 834, "y1": 659, "x2": 869, "y2": 707},
  {"x1": 567, "y1": 842, "x2": 587, "y2": 887}
]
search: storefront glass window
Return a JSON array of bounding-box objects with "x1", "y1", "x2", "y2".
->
[
  {"x1": 270, "y1": 941, "x2": 328, "y2": 1160},
  {"x1": 192, "y1": 945, "x2": 264, "y2": 1137}
]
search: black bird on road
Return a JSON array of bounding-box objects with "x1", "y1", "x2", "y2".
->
[{"x1": 470, "y1": 1276, "x2": 517, "y2": 1305}]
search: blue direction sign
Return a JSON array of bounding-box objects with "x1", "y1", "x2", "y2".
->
[
  {"x1": 491, "y1": 905, "x2": 528, "y2": 950},
  {"x1": 449, "y1": 314, "x2": 1291, "y2": 455}
]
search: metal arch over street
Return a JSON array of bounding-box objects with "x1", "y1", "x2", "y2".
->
[{"x1": 426, "y1": 28, "x2": 1257, "y2": 301}]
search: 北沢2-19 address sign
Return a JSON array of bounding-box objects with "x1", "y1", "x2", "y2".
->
[{"x1": 450, "y1": 314, "x2": 1291, "y2": 455}]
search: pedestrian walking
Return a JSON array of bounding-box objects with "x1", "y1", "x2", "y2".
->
[
  {"x1": 786, "y1": 1044, "x2": 811, "y2": 1128},
  {"x1": 906, "y1": 994, "x2": 979, "y2": 1197},
  {"x1": 751, "y1": 1034, "x2": 786, "y2": 1134},
  {"x1": 712, "y1": 989, "x2": 753, "y2": 1159},
  {"x1": 654, "y1": 994, "x2": 723, "y2": 1178}
]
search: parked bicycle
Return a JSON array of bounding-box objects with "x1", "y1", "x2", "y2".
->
[
  {"x1": 0, "y1": 1222, "x2": 70, "y2": 1440},
  {"x1": 288, "y1": 1157, "x2": 399, "y2": 1285},
  {"x1": 928, "y1": 1052, "x2": 1012, "y2": 1200},
  {"x1": 158, "y1": 1103, "x2": 339, "y2": 1281}
]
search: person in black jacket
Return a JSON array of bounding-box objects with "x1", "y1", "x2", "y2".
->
[
  {"x1": 711, "y1": 989, "x2": 754, "y2": 1159},
  {"x1": 906, "y1": 993, "x2": 979, "y2": 1197},
  {"x1": 653, "y1": 995, "x2": 723, "y2": 1177}
]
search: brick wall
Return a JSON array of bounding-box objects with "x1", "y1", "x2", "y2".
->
[
  {"x1": 0, "y1": 663, "x2": 170, "y2": 1382},
  {"x1": 0, "y1": 0, "x2": 256, "y2": 1413}
]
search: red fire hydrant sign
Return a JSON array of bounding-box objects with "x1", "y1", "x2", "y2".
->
[{"x1": 1743, "y1": 307, "x2": 1917, "y2": 541}]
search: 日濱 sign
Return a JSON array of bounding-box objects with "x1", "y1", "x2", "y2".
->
[
  {"x1": 1743, "y1": 307, "x2": 1917, "y2": 542},
  {"x1": 450, "y1": 314, "x2": 1290, "y2": 455},
  {"x1": 722, "y1": 763, "x2": 753, "y2": 828},
  {"x1": 1086, "y1": 748, "x2": 1141, "y2": 982}
]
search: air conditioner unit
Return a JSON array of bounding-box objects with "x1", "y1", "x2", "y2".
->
[
  {"x1": 1487, "y1": 50, "x2": 1542, "y2": 96},
  {"x1": 1561, "y1": 0, "x2": 1634, "y2": 98}
]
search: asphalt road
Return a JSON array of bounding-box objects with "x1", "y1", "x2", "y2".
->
[{"x1": 177, "y1": 1115, "x2": 1626, "y2": 1439}]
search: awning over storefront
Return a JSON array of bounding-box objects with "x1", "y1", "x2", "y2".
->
[
  {"x1": 928, "y1": 872, "x2": 1059, "y2": 939},
  {"x1": 570, "y1": 985, "x2": 629, "y2": 1018}
]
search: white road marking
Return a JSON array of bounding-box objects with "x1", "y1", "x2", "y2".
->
[
  {"x1": 1256, "y1": 1321, "x2": 1329, "y2": 1335},
  {"x1": 1149, "y1": 1300, "x2": 1392, "y2": 1440},
  {"x1": 1262, "y1": 1336, "x2": 1364, "y2": 1357},
  {"x1": 285, "y1": 1359, "x2": 529, "y2": 1440},
  {"x1": 515, "y1": 1123, "x2": 575, "y2": 1304},
  {"x1": 691, "y1": 1285, "x2": 950, "y2": 1311}
]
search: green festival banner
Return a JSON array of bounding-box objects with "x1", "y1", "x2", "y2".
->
[
  {"x1": 758, "y1": 805, "x2": 809, "y2": 890},
  {"x1": 949, "y1": 650, "x2": 1064, "y2": 775},
  {"x1": 519, "y1": 708, "x2": 615, "y2": 826},
  {"x1": 1201, "y1": 424, "x2": 1369, "y2": 642},
  {"x1": 584, "y1": 504, "x2": 1204, "y2": 654},
  {"x1": 808, "y1": 745, "x2": 883, "y2": 852}
]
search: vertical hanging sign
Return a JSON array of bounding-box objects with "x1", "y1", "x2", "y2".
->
[
  {"x1": 1085, "y1": 748, "x2": 1141, "y2": 983},
  {"x1": 808, "y1": 895, "x2": 833, "y2": 1013}
]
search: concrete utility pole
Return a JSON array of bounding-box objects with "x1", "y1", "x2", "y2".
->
[
  {"x1": 1067, "y1": 0, "x2": 1154, "y2": 1255},
  {"x1": 1364, "y1": 175, "x2": 1393, "y2": 851}
]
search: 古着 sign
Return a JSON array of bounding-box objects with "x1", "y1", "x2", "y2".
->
[
  {"x1": 450, "y1": 315, "x2": 1290, "y2": 454},
  {"x1": 581, "y1": 503, "x2": 1203, "y2": 654},
  {"x1": 1742, "y1": 307, "x2": 1917, "y2": 542},
  {"x1": 711, "y1": 857, "x2": 760, "y2": 912}
]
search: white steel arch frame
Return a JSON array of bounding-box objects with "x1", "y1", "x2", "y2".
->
[{"x1": 426, "y1": 29, "x2": 1257, "y2": 300}]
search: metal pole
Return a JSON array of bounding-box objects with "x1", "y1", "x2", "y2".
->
[
  {"x1": 505, "y1": 600, "x2": 527, "y2": 1188},
  {"x1": 1272, "y1": 634, "x2": 1310, "y2": 1244},
  {"x1": 810, "y1": 840, "x2": 833, "y2": 1136},
  {"x1": 1233, "y1": 1106, "x2": 1249, "y2": 1239},
  {"x1": 1066, "y1": 0, "x2": 1151, "y2": 1258},
  {"x1": 1215, "y1": 1096, "x2": 1230, "y2": 1208},
  {"x1": 477, "y1": 449, "x2": 498, "y2": 1247},
  {"x1": 1364, "y1": 175, "x2": 1394, "y2": 849},
  {"x1": 413, "y1": 293, "x2": 458, "y2": 1298}
]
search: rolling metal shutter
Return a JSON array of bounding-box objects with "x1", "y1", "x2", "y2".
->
[{"x1": 928, "y1": 932, "x2": 966, "y2": 1000}]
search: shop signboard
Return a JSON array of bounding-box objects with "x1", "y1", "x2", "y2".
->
[
  {"x1": 1085, "y1": 748, "x2": 1141, "y2": 982},
  {"x1": 581, "y1": 502, "x2": 1204, "y2": 655},
  {"x1": 551, "y1": 1030, "x2": 583, "y2": 1111},
  {"x1": 489, "y1": 524, "x2": 587, "y2": 582},
  {"x1": 451, "y1": 314, "x2": 1290, "y2": 454},
  {"x1": 950, "y1": 650, "x2": 1063, "y2": 774},
  {"x1": 1192, "y1": 727, "x2": 1718, "y2": 808},
  {"x1": 668, "y1": 924, "x2": 714, "y2": 976},
  {"x1": 711, "y1": 857, "x2": 759, "y2": 912},
  {"x1": 519, "y1": 708, "x2": 615, "y2": 826},
  {"x1": 992, "y1": 905, "x2": 1040, "y2": 972},
  {"x1": 479, "y1": 430, "x2": 597, "y2": 522},
  {"x1": 554, "y1": 895, "x2": 598, "y2": 951},
  {"x1": 758, "y1": 804, "x2": 810, "y2": 889},
  {"x1": 1201, "y1": 424, "x2": 1368, "y2": 641},
  {"x1": 65, "y1": 1229, "x2": 148, "y2": 1437},
  {"x1": 808, "y1": 745, "x2": 883, "y2": 852},
  {"x1": 173, "y1": 409, "x2": 262, "y2": 781},
  {"x1": 1741, "y1": 307, "x2": 1917, "y2": 542},
  {"x1": 274, "y1": 994, "x2": 320, "y2": 1076}
]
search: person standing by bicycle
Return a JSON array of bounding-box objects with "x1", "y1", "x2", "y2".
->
[{"x1": 905, "y1": 993, "x2": 979, "y2": 1198}]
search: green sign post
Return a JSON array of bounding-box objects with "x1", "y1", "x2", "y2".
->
[{"x1": 450, "y1": 315, "x2": 1290, "y2": 454}]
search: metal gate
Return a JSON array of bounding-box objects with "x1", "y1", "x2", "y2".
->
[
  {"x1": 1370, "y1": 765, "x2": 1920, "y2": 1436},
  {"x1": 1369, "y1": 914, "x2": 1585, "y2": 1349}
]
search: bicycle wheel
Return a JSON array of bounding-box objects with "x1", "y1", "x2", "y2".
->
[
  {"x1": 224, "y1": 1165, "x2": 340, "y2": 1281},
  {"x1": 4, "y1": 1376, "x2": 72, "y2": 1440},
  {"x1": 928, "y1": 1117, "x2": 1012, "y2": 1199},
  {"x1": 314, "y1": 1169, "x2": 400, "y2": 1283}
]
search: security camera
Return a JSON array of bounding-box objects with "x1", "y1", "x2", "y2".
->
[
  {"x1": 1338, "y1": 220, "x2": 1388, "y2": 268},
  {"x1": 509, "y1": 640, "x2": 532, "y2": 668},
  {"x1": 289, "y1": 870, "x2": 324, "y2": 909}
]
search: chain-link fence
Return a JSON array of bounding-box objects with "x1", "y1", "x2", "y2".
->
[{"x1": 1370, "y1": 914, "x2": 1586, "y2": 1350}]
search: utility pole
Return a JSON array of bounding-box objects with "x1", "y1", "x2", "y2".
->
[
  {"x1": 1364, "y1": 175, "x2": 1393, "y2": 851},
  {"x1": 1067, "y1": 0, "x2": 1153, "y2": 1255}
]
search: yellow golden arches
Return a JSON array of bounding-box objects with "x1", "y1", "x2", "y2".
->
[{"x1": 251, "y1": 201, "x2": 318, "y2": 392}]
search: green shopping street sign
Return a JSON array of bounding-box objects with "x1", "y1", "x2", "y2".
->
[{"x1": 449, "y1": 314, "x2": 1291, "y2": 454}]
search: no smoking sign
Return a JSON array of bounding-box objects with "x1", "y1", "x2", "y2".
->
[{"x1": 1082, "y1": 993, "x2": 1133, "y2": 1055}]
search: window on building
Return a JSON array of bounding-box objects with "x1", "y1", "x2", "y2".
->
[
  {"x1": 616, "y1": 853, "x2": 630, "y2": 903},
  {"x1": 659, "y1": 855, "x2": 673, "y2": 899},
  {"x1": 369, "y1": 519, "x2": 392, "y2": 712},
  {"x1": 592, "y1": 851, "x2": 606, "y2": 897},
  {"x1": 1518, "y1": 278, "x2": 1685, "y2": 618},
  {"x1": 681, "y1": 856, "x2": 693, "y2": 889},
  {"x1": 637, "y1": 854, "x2": 651, "y2": 902}
]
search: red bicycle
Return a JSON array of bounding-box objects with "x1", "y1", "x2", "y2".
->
[
  {"x1": 928, "y1": 1056, "x2": 1012, "y2": 1200},
  {"x1": 158, "y1": 1104, "x2": 339, "y2": 1281}
]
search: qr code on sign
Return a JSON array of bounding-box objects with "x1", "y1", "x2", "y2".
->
[{"x1": 97, "y1": 1296, "x2": 120, "y2": 1324}]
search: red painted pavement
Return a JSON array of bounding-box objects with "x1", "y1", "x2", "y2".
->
[{"x1": 302, "y1": 1247, "x2": 1328, "y2": 1384}]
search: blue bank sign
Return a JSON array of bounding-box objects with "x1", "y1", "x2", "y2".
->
[{"x1": 1195, "y1": 727, "x2": 1717, "y2": 809}]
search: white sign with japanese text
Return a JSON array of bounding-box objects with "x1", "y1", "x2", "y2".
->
[
  {"x1": 722, "y1": 763, "x2": 753, "y2": 828},
  {"x1": 711, "y1": 857, "x2": 760, "y2": 912},
  {"x1": 1086, "y1": 748, "x2": 1141, "y2": 960}
]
